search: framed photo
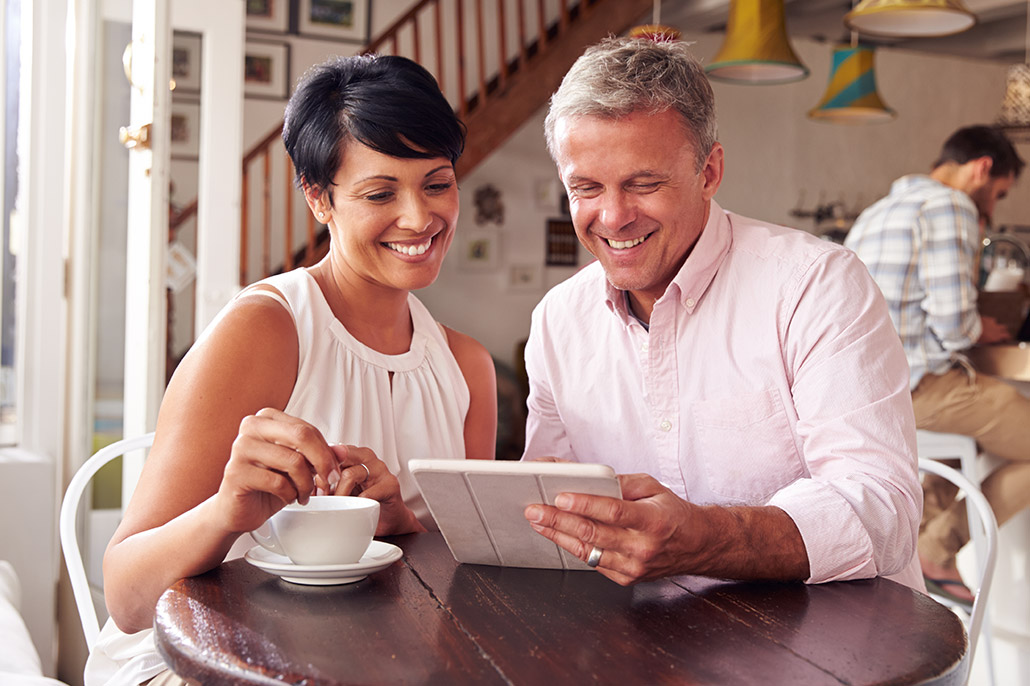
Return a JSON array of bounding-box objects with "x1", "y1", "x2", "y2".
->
[
  {"x1": 298, "y1": 0, "x2": 369, "y2": 43},
  {"x1": 166, "y1": 240, "x2": 198, "y2": 293},
  {"x1": 459, "y1": 231, "x2": 500, "y2": 272},
  {"x1": 545, "y1": 219, "x2": 578, "y2": 266},
  {"x1": 507, "y1": 264, "x2": 543, "y2": 292},
  {"x1": 244, "y1": 40, "x2": 290, "y2": 100},
  {"x1": 246, "y1": 0, "x2": 289, "y2": 33},
  {"x1": 169, "y1": 101, "x2": 201, "y2": 160},
  {"x1": 171, "y1": 32, "x2": 202, "y2": 95}
]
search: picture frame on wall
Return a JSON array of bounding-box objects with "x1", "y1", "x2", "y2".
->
[
  {"x1": 507, "y1": 264, "x2": 543, "y2": 292},
  {"x1": 170, "y1": 101, "x2": 201, "y2": 160},
  {"x1": 298, "y1": 0, "x2": 369, "y2": 43},
  {"x1": 246, "y1": 0, "x2": 290, "y2": 34},
  {"x1": 545, "y1": 218, "x2": 578, "y2": 266},
  {"x1": 244, "y1": 40, "x2": 291, "y2": 100},
  {"x1": 171, "y1": 32, "x2": 202, "y2": 95},
  {"x1": 459, "y1": 231, "x2": 500, "y2": 272}
]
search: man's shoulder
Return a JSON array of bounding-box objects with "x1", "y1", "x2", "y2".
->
[
  {"x1": 538, "y1": 261, "x2": 606, "y2": 305},
  {"x1": 726, "y1": 211, "x2": 846, "y2": 265},
  {"x1": 875, "y1": 174, "x2": 972, "y2": 212},
  {"x1": 848, "y1": 174, "x2": 977, "y2": 242}
]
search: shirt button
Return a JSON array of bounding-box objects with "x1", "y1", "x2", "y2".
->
[
  {"x1": 685, "y1": 298, "x2": 696, "y2": 308},
  {"x1": 659, "y1": 420, "x2": 672, "y2": 432},
  {"x1": 640, "y1": 342, "x2": 649, "y2": 353}
]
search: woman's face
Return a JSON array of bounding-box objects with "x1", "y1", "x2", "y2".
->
[{"x1": 312, "y1": 140, "x2": 459, "y2": 293}]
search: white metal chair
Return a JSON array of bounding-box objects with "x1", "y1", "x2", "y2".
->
[
  {"x1": 59, "y1": 432, "x2": 155, "y2": 650},
  {"x1": 918, "y1": 456, "x2": 999, "y2": 685}
]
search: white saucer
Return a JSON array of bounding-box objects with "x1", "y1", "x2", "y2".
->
[{"x1": 245, "y1": 541, "x2": 403, "y2": 586}]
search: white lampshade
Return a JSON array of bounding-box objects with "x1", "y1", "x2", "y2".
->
[{"x1": 844, "y1": 0, "x2": 977, "y2": 38}]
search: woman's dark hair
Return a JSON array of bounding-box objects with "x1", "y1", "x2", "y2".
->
[
  {"x1": 932, "y1": 125, "x2": 1025, "y2": 179},
  {"x1": 283, "y1": 54, "x2": 465, "y2": 201}
]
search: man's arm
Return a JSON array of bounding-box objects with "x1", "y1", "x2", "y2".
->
[
  {"x1": 525, "y1": 473, "x2": 809, "y2": 584},
  {"x1": 919, "y1": 197, "x2": 983, "y2": 350}
]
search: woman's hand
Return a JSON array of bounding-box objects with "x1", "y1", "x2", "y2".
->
[
  {"x1": 330, "y1": 444, "x2": 426, "y2": 535},
  {"x1": 213, "y1": 408, "x2": 341, "y2": 535}
]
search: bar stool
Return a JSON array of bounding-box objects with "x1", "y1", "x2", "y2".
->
[{"x1": 916, "y1": 429, "x2": 996, "y2": 685}]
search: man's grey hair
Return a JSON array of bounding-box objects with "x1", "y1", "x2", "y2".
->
[{"x1": 545, "y1": 36, "x2": 717, "y2": 171}]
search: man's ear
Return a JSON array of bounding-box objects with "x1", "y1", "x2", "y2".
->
[
  {"x1": 701, "y1": 142, "x2": 724, "y2": 201},
  {"x1": 969, "y1": 156, "x2": 994, "y2": 185}
]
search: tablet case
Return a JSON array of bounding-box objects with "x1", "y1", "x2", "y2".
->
[{"x1": 409, "y1": 459, "x2": 622, "y2": 570}]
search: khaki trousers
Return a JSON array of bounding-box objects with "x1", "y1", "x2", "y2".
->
[{"x1": 914, "y1": 367, "x2": 1030, "y2": 566}]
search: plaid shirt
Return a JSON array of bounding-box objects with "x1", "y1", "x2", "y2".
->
[{"x1": 845, "y1": 174, "x2": 982, "y2": 389}]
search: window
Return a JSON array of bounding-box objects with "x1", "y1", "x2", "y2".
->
[{"x1": 0, "y1": 0, "x2": 21, "y2": 446}]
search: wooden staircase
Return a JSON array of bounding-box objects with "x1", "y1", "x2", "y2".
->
[{"x1": 239, "y1": 0, "x2": 652, "y2": 285}]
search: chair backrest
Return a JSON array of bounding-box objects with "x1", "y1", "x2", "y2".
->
[
  {"x1": 917, "y1": 457, "x2": 998, "y2": 667},
  {"x1": 59, "y1": 433, "x2": 155, "y2": 650}
]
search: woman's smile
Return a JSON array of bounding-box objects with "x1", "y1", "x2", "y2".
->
[{"x1": 383, "y1": 235, "x2": 435, "y2": 257}]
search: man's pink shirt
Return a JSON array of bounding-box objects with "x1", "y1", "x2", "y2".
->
[{"x1": 523, "y1": 202, "x2": 924, "y2": 590}]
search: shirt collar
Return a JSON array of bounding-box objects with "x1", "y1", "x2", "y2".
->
[
  {"x1": 603, "y1": 200, "x2": 732, "y2": 322},
  {"x1": 890, "y1": 174, "x2": 935, "y2": 195}
]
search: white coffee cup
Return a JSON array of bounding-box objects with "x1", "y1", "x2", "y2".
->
[{"x1": 250, "y1": 496, "x2": 380, "y2": 566}]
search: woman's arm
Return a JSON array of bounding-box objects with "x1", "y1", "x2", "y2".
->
[
  {"x1": 102, "y1": 292, "x2": 340, "y2": 633},
  {"x1": 444, "y1": 326, "x2": 497, "y2": 460}
]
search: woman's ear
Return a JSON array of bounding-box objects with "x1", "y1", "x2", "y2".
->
[{"x1": 302, "y1": 180, "x2": 330, "y2": 223}]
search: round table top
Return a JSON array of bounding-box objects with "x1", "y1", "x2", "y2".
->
[{"x1": 155, "y1": 532, "x2": 967, "y2": 685}]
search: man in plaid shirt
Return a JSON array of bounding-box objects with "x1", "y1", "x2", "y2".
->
[{"x1": 845, "y1": 125, "x2": 1024, "y2": 605}]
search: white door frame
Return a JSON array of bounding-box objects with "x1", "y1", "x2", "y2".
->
[
  {"x1": 172, "y1": 0, "x2": 244, "y2": 333},
  {"x1": 120, "y1": 0, "x2": 171, "y2": 496},
  {"x1": 87, "y1": 0, "x2": 243, "y2": 495}
]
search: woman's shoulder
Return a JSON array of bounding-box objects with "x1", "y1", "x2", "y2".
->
[
  {"x1": 439, "y1": 325, "x2": 490, "y2": 366},
  {"x1": 183, "y1": 286, "x2": 299, "y2": 382}
]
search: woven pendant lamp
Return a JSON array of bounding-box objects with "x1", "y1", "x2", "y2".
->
[
  {"x1": 997, "y1": 65, "x2": 1030, "y2": 132},
  {"x1": 844, "y1": 0, "x2": 976, "y2": 38},
  {"x1": 808, "y1": 44, "x2": 895, "y2": 123},
  {"x1": 705, "y1": 0, "x2": 809, "y2": 85},
  {"x1": 994, "y1": 0, "x2": 1030, "y2": 140}
]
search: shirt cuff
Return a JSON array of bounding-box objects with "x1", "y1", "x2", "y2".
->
[{"x1": 767, "y1": 479, "x2": 878, "y2": 584}]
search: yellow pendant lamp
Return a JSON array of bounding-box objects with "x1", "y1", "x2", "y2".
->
[
  {"x1": 705, "y1": 0, "x2": 809, "y2": 84},
  {"x1": 808, "y1": 44, "x2": 895, "y2": 123},
  {"x1": 843, "y1": 0, "x2": 976, "y2": 38}
]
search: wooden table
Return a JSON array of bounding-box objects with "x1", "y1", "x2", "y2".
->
[{"x1": 154, "y1": 532, "x2": 967, "y2": 685}]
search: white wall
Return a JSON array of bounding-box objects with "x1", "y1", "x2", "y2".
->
[
  {"x1": 709, "y1": 35, "x2": 1029, "y2": 230},
  {"x1": 417, "y1": 34, "x2": 1030, "y2": 365},
  {"x1": 417, "y1": 108, "x2": 585, "y2": 364}
]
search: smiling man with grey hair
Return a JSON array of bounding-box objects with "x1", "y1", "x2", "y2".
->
[{"x1": 521, "y1": 36, "x2": 924, "y2": 590}]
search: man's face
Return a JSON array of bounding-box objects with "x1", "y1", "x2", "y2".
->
[
  {"x1": 967, "y1": 172, "x2": 1015, "y2": 224},
  {"x1": 552, "y1": 109, "x2": 723, "y2": 308}
]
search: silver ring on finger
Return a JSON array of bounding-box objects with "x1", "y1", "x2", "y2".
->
[
  {"x1": 586, "y1": 545, "x2": 603, "y2": 568},
  {"x1": 358, "y1": 463, "x2": 370, "y2": 483}
]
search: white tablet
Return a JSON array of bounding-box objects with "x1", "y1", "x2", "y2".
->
[{"x1": 409, "y1": 459, "x2": 622, "y2": 570}]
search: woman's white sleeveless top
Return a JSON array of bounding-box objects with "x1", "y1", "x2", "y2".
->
[{"x1": 263, "y1": 268, "x2": 469, "y2": 525}]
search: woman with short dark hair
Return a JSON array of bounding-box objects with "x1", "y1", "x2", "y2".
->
[{"x1": 89, "y1": 54, "x2": 497, "y2": 686}]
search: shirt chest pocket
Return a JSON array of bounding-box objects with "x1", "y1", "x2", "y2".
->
[{"x1": 692, "y1": 389, "x2": 804, "y2": 504}]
